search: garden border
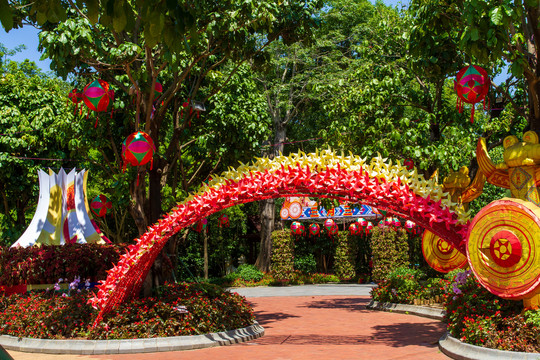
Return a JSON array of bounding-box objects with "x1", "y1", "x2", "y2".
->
[
  {"x1": 0, "y1": 322, "x2": 264, "y2": 355},
  {"x1": 366, "y1": 300, "x2": 445, "y2": 320},
  {"x1": 367, "y1": 300, "x2": 540, "y2": 359},
  {"x1": 438, "y1": 332, "x2": 540, "y2": 360}
]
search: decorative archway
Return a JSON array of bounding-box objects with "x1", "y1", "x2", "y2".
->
[{"x1": 89, "y1": 150, "x2": 470, "y2": 325}]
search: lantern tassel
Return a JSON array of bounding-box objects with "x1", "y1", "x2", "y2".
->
[
  {"x1": 94, "y1": 115, "x2": 99, "y2": 128},
  {"x1": 470, "y1": 106, "x2": 475, "y2": 123},
  {"x1": 136, "y1": 173, "x2": 140, "y2": 187}
]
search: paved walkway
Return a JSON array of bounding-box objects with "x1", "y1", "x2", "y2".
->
[{"x1": 6, "y1": 285, "x2": 450, "y2": 360}]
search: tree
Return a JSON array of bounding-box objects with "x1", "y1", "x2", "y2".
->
[
  {"x1": 2, "y1": 1, "x2": 323, "y2": 235},
  {"x1": 407, "y1": 0, "x2": 540, "y2": 132},
  {"x1": 0, "y1": 54, "x2": 75, "y2": 245}
]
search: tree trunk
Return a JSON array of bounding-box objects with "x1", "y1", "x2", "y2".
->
[
  {"x1": 256, "y1": 198, "x2": 275, "y2": 272},
  {"x1": 203, "y1": 229, "x2": 209, "y2": 279},
  {"x1": 255, "y1": 121, "x2": 286, "y2": 272}
]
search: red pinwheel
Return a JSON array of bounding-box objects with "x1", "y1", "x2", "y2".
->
[
  {"x1": 82, "y1": 79, "x2": 115, "y2": 127},
  {"x1": 91, "y1": 195, "x2": 112, "y2": 217},
  {"x1": 455, "y1": 65, "x2": 490, "y2": 123}
]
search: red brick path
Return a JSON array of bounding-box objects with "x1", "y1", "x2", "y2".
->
[{"x1": 85, "y1": 295, "x2": 450, "y2": 360}]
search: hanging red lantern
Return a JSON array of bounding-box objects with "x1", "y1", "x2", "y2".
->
[
  {"x1": 90, "y1": 195, "x2": 112, "y2": 217},
  {"x1": 384, "y1": 217, "x2": 393, "y2": 226},
  {"x1": 403, "y1": 159, "x2": 414, "y2": 170},
  {"x1": 154, "y1": 79, "x2": 163, "y2": 99},
  {"x1": 218, "y1": 214, "x2": 230, "y2": 228},
  {"x1": 324, "y1": 219, "x2": 338, "y2": 236},
  {"x1": 194, "y1": 218, "x2": 207, "y2": 233},
  {"x1": 308, "y1": 223, "x2": 320, "y2": 237},
  {"x1": 405, "y1": 220, "x2": 417, "y2": 234},
  {"x1": 122, "y1": 131, "x2": 156, "y2": 171},
  {"x1": 82, "y1": 79, "x2": 115, "y2": 127},
  {"x1": 356, "y1": 217, "x2": 367, "y2": 228},
  {"x1": 393, "y1": 217, "x2": 401, "y2": 228},
  {"x1": 67, "y1": 88, "x2": 83, "y2": 115},
  {"x1": 366, "y1": 221, "x2": 373, "y2": 234},
  {"x1": 454, "y1": 65, "x2": 490, "y2": 123},
  {"x1": 349, "y1": 223, "x2": 361, "y2": 235},
  {"x1": 291, "y1": 221, "x2": 305, "y2": 236}
]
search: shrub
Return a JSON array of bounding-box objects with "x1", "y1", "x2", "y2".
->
[
  {"x1": 235, "y1": 264, "x2": 264, "y2": 282},
  {"x1": 294, "y1": 254, "x2": 317, "y2": 274},
  {"x1": 271, "y1": 230, "x2": 294, "y2": 282},
  {"x1": 371, "y1": 227, "x2": 409, "y2": 282},
  {"x1": 334, "y1": 232, "x2": 357, "y2": 280},
  {"x1": 0, "y1": 243, "x2": 127, "y2": 286}
]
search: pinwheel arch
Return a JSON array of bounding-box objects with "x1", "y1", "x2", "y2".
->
[{"x1": 89, "y1": 150, "x2": 471, "y2": 326}]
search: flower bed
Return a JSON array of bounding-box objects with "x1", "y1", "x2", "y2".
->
[
  {"x1": 0, "y1": 282, "x2": 254, "y2": 340},
  {"x1": 445, "y1": 270, "x2": 539, "y2": 353}
]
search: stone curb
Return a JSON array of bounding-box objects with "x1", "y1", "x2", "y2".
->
[
  {"x1": 366, "y1": 300, "x2": 445, "y2": 320},
  {"x1": 0, "y1": 322, "x2": 264, "y2": 355},
  {"x1": 438, "y1": 332, "x2": 540, "y2": 360}
]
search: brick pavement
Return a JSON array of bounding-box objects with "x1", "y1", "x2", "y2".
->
[{"x1": 7, "y1": 295, "x2": 449, "y2": 360}]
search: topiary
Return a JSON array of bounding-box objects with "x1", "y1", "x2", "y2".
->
[
  {"x1": 371, "y1": 227, "x2": 409, "y2": 282},
  {"x1": 334, "y1": 231, "x2": 358, "y2": 280},
  {"x1": 271, "y1": 230, "x2": 295, "y2": 282}
]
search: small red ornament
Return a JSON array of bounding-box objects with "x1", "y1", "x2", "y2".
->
[
  {"x1": 349, "y1": 223, "x2": 361, "y2": 235},
  {"x1": 68, "y1": 88, "x2": 83, "y2": 115},
  {"x1": 403, "y1": 159, "x2": 414, "y2": 170},
  {"x1": 218, "y1": 214, "x2": 230, "y2": 228},
  {"x1": 308, "y1": 223, "x2": 320, "y2": 237},
  {"x1": 455, "y1": 65, "x2": 490, "y2": 123},
  {"x1": 90, "y1": 195, "x2": 112, "y2": 217},
  {"x1": 82, "y1": 79, "x2": 115, "y2": 127},
  {"x1": 291, "y1": 221, "x2": 305, "y2": 236}
]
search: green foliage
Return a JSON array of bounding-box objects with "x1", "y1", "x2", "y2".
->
[
  {"x1": 0, "y1": 59, "x2": 76, "y2": 245},
  {"x1": 370, "y1": 266, "x2": 449, "y2": 304},
  {"x1": 235, "y1": 264, "x2": 264, "y2": 283},
  {"x1": 333, "y1": 231, "x2": 358, "y2": 280},
  {"x1": 294, "y1": 253, "x2": 317, "y2": 274},
  {"x1": 270, "y1": 230, "x2": 295, "y2": 282},
  {"x1": 371, "y1": 227, "x2": 409, "y2": 282}
]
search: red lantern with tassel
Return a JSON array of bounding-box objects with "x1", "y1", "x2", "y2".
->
[{"x1": 454, "y1": 65, "x2": 490, "y2": 123}]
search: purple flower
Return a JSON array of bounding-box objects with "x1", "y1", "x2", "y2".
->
[{"x1": 452, "y1": 284, "x2": 462, "y2": 295}]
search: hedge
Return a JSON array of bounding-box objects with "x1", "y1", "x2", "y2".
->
[{"x1": 0, "y1": 243, "x2": 127, "y2": 286}]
